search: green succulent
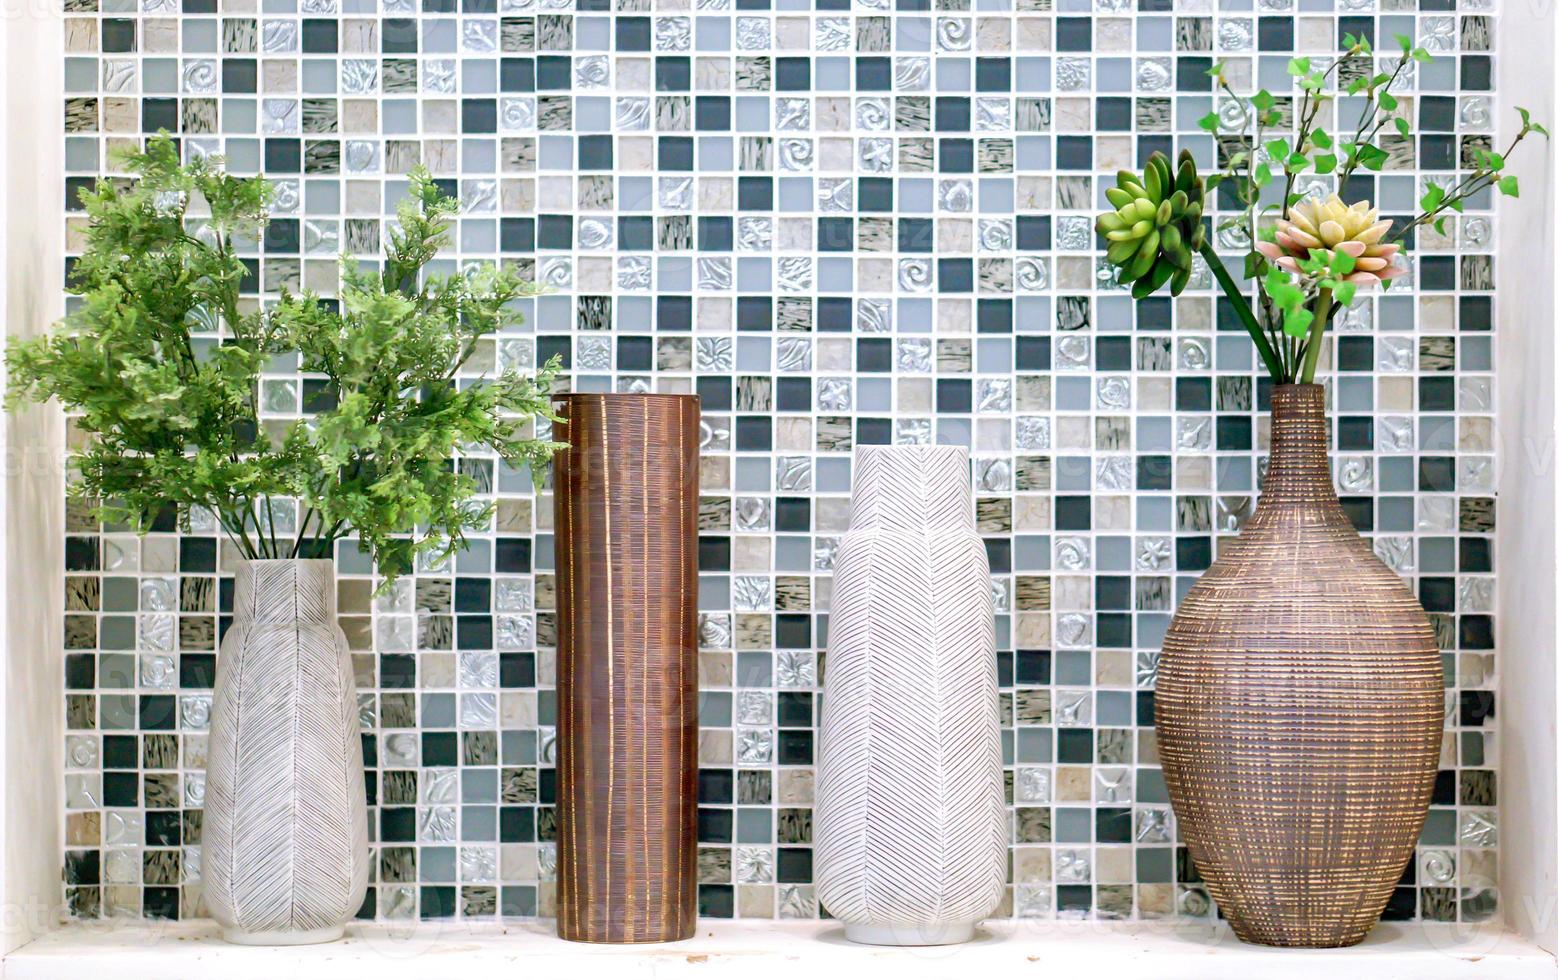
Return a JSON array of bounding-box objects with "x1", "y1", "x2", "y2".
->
[{"x1": 1095, "y1": 149, "x2": 1207, "y2": 299}]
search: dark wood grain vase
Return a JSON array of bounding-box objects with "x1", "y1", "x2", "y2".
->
[
  {"x1": 552, "y1": 393, "x2": 700, "y2": 943},
  {"x1": 1156, "y1": 384, "x2": 1444, "y2": 947}
]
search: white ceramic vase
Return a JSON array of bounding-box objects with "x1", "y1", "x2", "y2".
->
[
  {"x1": 203, "y1": 559, "x2": 369, "y2": 945},
  {"x1": 814, "y1": 445, "x2": 1006, "y2": 946}
]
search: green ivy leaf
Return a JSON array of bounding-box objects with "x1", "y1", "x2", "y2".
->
[
  {"x1": 1197, "y1": 111, "x2": 1221, "y2": 132},
  {"x1": 1499, "y1": 175, "x2": 1520, "y2": 198},
  {"x1": 1357, "y1": 144, "x2": 1389, "y2": 171},
  {"x1": 1329, "y1": 248, "x2": 1357, "y2": 276},
  {"x1": 1297, "y1": 252, "x2": 1329, "y2": 277},
  {"x1": 1283, "y1": 307, "x2": 1315, "y2": 338},
  {"x1": 1265, "y1": 275, "x2": 1304, "y2": 311},
  {"x1": 1313, "y1": 153, "x2": 1337, "y2": 174},
  {"x1": 1287, "y1": 56, "x2": 1311, "y2": 76}
]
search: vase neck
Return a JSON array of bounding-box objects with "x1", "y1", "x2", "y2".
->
[
  {"x1": 234, "y1": 559, "x2": 336, "y2": 624},
  {"x1": 1262, "y1": 385, "x2": 1339, "y2": 505},
  {"x1": 848, "y1": 445, "x2": 974, "y2": 532}
]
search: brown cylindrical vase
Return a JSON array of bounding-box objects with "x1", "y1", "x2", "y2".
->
[
  {"x1": 551, "y1": 393, "x2": 700, "y2": 943},
  {"x1": 1156, "y1": 384, "x2": 1444, "y2": 947}
]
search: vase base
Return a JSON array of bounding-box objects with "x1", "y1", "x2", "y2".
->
[
  {"x1": 558, "y1": 933, "x2": 693, "y2": 945},
  {"x1": 221, "y1": 925, "x2": 346, "y2": 946},
  {"x1": 1228, "y1": 923, "x2": 1371, "y2": 949},
  {"x1": 844, "y1": 922, "x2": 976, "y2": 946}
]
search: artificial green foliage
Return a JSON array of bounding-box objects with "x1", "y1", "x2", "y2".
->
[
  {"x1": 7, "y1": 135, "x2": 563, "y2": 582},
  {"x1": 1098, "y1": 35, "x2": 1547, "y2": 385}
]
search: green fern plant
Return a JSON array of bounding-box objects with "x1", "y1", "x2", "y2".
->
[{"x1": 6, "y1": 135, "x2": 562, "y2": 582}]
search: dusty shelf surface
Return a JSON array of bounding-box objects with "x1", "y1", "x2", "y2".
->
[{"x1": 5, "y1": 917, "x2": 1554, "y2": 980}]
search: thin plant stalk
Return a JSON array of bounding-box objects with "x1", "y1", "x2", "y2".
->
[
  {"x1": 1198, "y1": 243, "x2": 1285, "y2": 381},
  {"x1": 1299, "y1": 288, "x2": 1334, "y2": 385}
]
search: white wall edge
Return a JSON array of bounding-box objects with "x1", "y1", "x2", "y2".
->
[
  {"x1": 1496, "y1": 0, "x2": 1558, "y2": 952},
  {"x1": 2, "y1": 0, "x2": 66, "y2": 956},
  {"x1": 7, "y1": 918, "x2": 1558, "y2": 980}
]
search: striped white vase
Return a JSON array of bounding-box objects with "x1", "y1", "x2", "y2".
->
[
  {"x1": 203, "y1": 559, "x2": 369, "y2": 945},
  {"x1": 814, "y1": 445, "x2": 1006, "y2": 946}
]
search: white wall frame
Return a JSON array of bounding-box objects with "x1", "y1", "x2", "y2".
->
[
  {"x1": 2, "y1": 0, "x2": 66, "y2": 956},
  {"x1": 1, "y1": 2, "x2": 1557, "y2": 973},
  {"x1": 1497, "y1": 0, "x2": 1558, "y2": 952}
]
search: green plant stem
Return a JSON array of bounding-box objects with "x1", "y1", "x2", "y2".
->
[
  {"x1": 1214, "y1": 79, "x2": 1283, "y2": 353},
  {"x1": 291, "y1": 505, "x2": 316, "y2": 558},
  {"x1": 1198, "y1": 242, "x2": 1286, "y2": 381},
  {"x1": 264, "y1": 495, "x2": 280, "y2": 558},
  {"x1": 244, "y1": 499, "x2": 270, "y2": 558},
  {"x1": 1281, "y1": 47, "x2": 1355, "y2": 211},
  {"x1": 219, "y1": 510, "x2": 258, "y2": 561},
  {"x1": 1299, "y1": 287, "x2": 1334, "y2": 385},
  {"x1": 315, "y1": 520, "x2": 347, "y2": 560},
  {"x1": 1390, "y1": 128, "x2": 1537, "y2": 243},
  {"x1": 1337, "y1": 56, "x2": 1409, "y2": 199}
]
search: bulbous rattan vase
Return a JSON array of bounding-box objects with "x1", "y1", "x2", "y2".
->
[{"x1": 1156, "y1": 384, "x2": 1444, "y2": 948}]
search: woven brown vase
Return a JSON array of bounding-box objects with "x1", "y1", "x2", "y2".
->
[
  {"x1": 551, "y1": 393, "x2": 700, "y2": 943},
  {"x1": 1156, "y1": 384, "x2": 1444, "y2": 948}
]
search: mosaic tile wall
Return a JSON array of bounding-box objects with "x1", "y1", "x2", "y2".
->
[{"x1": 58, "y1": 0, "x2": 1501, "y2": 925}]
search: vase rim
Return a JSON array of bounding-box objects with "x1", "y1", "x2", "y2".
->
[
  {"x1": 855, "y1": 444, "x2": 969, "y2": 458},
  {"x1": 551, "y1": 393, "x2": 700, "y2": 402},
  {"x1": 237, "y1": 557, "x2": 335, "y2": 566}
]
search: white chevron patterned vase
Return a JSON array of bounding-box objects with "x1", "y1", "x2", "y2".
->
[
  {"x1": 814, "y1": 445, "x2": 1006, "y2": 946},
  {"x1": 204, "y1": 559, "x2": 369, "y2": 945}
]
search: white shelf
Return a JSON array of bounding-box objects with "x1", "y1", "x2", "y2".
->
[{"x1": 5, "y1": 918, "x2": 1553, "y2": 980}]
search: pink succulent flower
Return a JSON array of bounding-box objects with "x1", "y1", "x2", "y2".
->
[{"x1": 1254, "y1": 194, "x2": 1406, "y2": 285}]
